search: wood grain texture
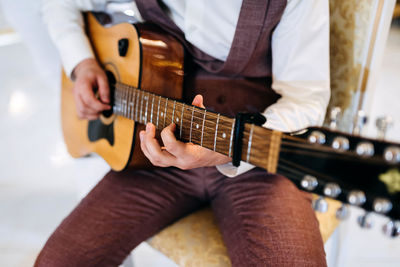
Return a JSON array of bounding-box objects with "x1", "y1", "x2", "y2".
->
[{"x1": 61, "y1": 13, "x2": 184, "y2": 171}]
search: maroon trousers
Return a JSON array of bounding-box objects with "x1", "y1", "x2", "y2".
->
[{"x1": 35, "y1": 166, "x2": 326, "y2": 266}]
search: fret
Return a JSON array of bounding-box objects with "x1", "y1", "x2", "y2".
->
[
  {"x1": 150, "y1": 93, "x2": 154, "y2": 123},
  {"x1": 199, "y1": 110, "x2": 206, "y2": 147},
  {"x1": 130, "y1": 89, "x2": 137, "y2": 120},
  {"x1": 145, "y1": 92, "x2": 149, "y2": 124},
  {"x1": 116, "y1": 86, "x2": 121, "y2": 114},
  {"x1": 126, "y1": 87, "x2": 130, "y2": 119},
  {"x1": 157, "y1": 95, "x2": 161, "y2": 128},
  {"x1": 213, "y1": 114, "x2": 220, "y2": 151},
  {"x1": 122, "y1": 87, "x2": 127, "y2": 117},
  {"x1": 229, "y1": 119, "x2": 235, "y2": 158},
  {"x1": 189, "y1": 105, "x2": 195, "y2": 143},
  {"x1": 135, "y1": 89, "x2": 140, "y2": 122},
  {"x1": 163, "y1": 98, "x2": 168, "y2": 128},
  {"x1": 127, "y1": 88, "x2": 133, "y2": 119},
  {"x1": 171, "y1": 100, "x2": 176, "y2": 124},
  {"x1": 247, "y1": 124, "x2": 255, "y2": 162},
  {"x1": 113, "y1": 88, "x2": 118, "y2": 114},
  {"x1": 140, "y1": 91, "x2": 144, "y2": 123},
  {"x1": 179, "y1": 104, "x2": 184, "y2": 139}
]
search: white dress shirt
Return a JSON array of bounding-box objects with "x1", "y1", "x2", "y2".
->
[{"x1": 41, "y1": 0, "x2": 330, "y2": 177}]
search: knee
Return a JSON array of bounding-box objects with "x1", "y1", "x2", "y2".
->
[
  {"x1": 267, "y1": 174, "x2": 300, "y2": 195},
  {"x1": 34, "y1": 230, "x2": 93, "y2": 267},
  {"x1": 34, "y1": 242, "x2": 73, "y2": 267}
]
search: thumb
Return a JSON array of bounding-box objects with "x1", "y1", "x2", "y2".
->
[
  {"x1": 191, "y1": 94, "x2": 205, "y2": 108},
  {"x1": 97, "y1": 73, "x2": 110, "y2": 104}
]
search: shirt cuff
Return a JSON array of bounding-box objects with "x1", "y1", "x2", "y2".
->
[
  {"x1": 216, "y1": 161, "x2": 255, "y2": 178},
  {"x1": 57, "y1": 32, "x2": 95, "y2": 78}
]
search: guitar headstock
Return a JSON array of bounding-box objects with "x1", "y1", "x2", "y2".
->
[{"x1": 278, "y1": 109, "x2": 400, "y2": 237}]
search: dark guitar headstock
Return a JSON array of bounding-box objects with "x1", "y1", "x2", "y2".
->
[{"x1": 278, "y1": 110, "x2": 400, "y2": 238}]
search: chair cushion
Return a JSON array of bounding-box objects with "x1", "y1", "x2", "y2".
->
[{"x1": 148, "y1": 197, "x2": 341, "y2": 267}]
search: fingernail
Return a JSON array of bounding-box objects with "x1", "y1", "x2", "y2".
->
[
  {"x1": 146, "y1": 123, "x2": 151, "y2": 132},
  {"x1": 139, "y1": 131, "x2": 144, "y2": 141}
]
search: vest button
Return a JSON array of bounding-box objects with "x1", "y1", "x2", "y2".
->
[{"x1": 217, "y1": 95, "x2": 226, "y2": 104}]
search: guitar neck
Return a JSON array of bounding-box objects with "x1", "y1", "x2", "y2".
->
[{"x1": 113, "y1": 82, "x2": 282, "y2": 173}]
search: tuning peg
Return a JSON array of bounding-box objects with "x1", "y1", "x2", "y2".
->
[
  {"x1": 336, "y1": 204, "x2": 350, "y2": 220},
  {"x1": 357, "y1": 212, "x2": 373, "y2": 229},
  {"x1": 373, "y1": 198, "x2": 393, "y2": 214},
  {"x1": 312, "y1": 197, "x2": 328, "y2": 213},
  {"x1": 329, "y1": 107, "x2": 341, "y2": 130},
  {"x1": 356, "y1": 141, "x2": 374, "y2": 157},
  {"x1": 301, "y1": 175, "x2": 318, "y2": 191},
  {"x1": 353, "y1": 110, "x2": 368, "y2": 135},
  {"x1": 308, "y1": 131, "x2": 326, "y2": 144},
  {"x1": 332, "y1": 136, "x2": 350, "y2": 151},
  {"x1": 382, "y1": 221, "x2": 400, "y2": 238},
  {"x1": 347, "y1": 190, "x2": 366, "y2": 206},
  {"x1": 384, "y1": 146, "x2": 400, "y2": 164},
  {"x1": 376, "y1": 116, "x2": 393, "y2": 140},
  {"x1": 323, "y1": 183, "x2": 341, "y2": 198}
]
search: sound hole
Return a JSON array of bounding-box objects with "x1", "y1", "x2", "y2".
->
[{"x1": 102, "y1": 71, "x2": 116, "y2": 118}]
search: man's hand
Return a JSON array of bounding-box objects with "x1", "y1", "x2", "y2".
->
[
  {"x1": 72, "y1": 58, "x2": 111, "y2": 120},
  {"x1": 139, "y1": 95, "x2": 231, "y2": 169}
]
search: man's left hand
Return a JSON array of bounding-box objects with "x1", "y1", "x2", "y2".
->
[{"x1": 139, "y1": 95, "x2": 231, "y2": 170}]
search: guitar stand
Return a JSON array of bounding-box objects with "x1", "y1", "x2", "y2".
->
[{"x1": 232, "y1": 112, "x2": 266, "y2": 167}]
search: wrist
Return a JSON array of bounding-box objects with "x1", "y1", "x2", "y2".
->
[{"x1": 71, "y1": 58, "x2": 97, "y2": 81}]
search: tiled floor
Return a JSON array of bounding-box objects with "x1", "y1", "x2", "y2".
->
[{"x1": 0, "y1": 3, "x2": 399, "y2": 267}]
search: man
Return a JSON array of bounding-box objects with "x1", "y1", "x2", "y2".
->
[{"x1": 36, "y1": 0, "x2": 330, "y2": 266}]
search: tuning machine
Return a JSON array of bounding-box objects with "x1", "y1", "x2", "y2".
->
[
  {"x1": 376, "y1": 116, "x2": 393, "y2": 140},
  {"x1": 308, "y1": 131, "x2": 326, "y2": 145},
  {"x1": 336, "y1": 204, "x2": 350, "y2": 220},
  {"x1": 328, "y1": 107, "x2": 341, "y2": 130},
  {"x1": 312, "y1": 196, "x2": 328, "y2": 213},
  {"x1": 356, "y1": 141, "x2": 374, "y2": 157},
  {"x1": 301, "y1": 175, "x2": 318, "y2": 191},
  {"x1": 357, "y1": 212, "x2": 374, "y2": 229},
  {"x1": 347, "y1": 190, "x2": 366, "y2": 206},
  {"x1": 372, "y1": 198, "x2": 392, "y2": 214},
  {"x1": 323, "y1": 183, "x2": 341, "y2": 198},
  {"x1": 384, "y1": 146, "x2": 400, "y2": 164},
  {"x1": 382, "y1": 221, "x2": 400, "y2": 238},
  {"x1": 352, "y1": 110, "x2": 368, "y2": 135},
  {"x1": 332, "y1": 136, "x2": 350, "y2": 151}
]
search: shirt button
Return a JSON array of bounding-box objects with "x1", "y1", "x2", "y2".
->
[{"x1": 217, "y1": 95, "x2": 226, "y2": 104}]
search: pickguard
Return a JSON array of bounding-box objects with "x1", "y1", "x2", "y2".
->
[{"x1": 88, "y1": 119, "x2": 115, "y2": 146}]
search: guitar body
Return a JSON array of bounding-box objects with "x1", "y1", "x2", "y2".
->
[{"x1": 61, "y1": 13, "x2": 184, "y2": 171}]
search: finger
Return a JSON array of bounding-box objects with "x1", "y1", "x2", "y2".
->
[
  {"x1": 160, "y1": 123, "x2": 186, "y2": 156},
  {"x1": 191, "y1": 94, "x2": 205, "y2": 108},
  {"x1": 78, "y1": 93, "x2": 100, "y2": 114},
  {"x1": 78, "y1": 80, "x2": 111, "y2": 111},
  {"x1": 144, "y1": 123, "x2": 176, "y2": 164},
  {"x1": 74, "y1": 92, "x2": 98, "y2": 119},
  {"x1": 97, "y1": 73, "x2": 110, "y2": 104},
  {"x1": 140, "y1": 126, "x2": 175, "y2": 167}
]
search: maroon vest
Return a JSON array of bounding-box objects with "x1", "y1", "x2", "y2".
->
[{"x1": 135, "y1": 0, "x2": 287, "y2": 116}]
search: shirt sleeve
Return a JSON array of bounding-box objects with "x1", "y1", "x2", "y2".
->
[
  {"x1": 41, "y1": 0, "x2": 143, "y2": 77},
  {"x1": 216, "y1": 0, "x2": 330, "y2": 177}
]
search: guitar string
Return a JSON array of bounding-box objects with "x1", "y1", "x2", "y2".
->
[
  {"x1": 116, "y1": 98, "x2": 233, "y2": 126},
  {"x1": 116, "y1": 93, "x2": 366, "y2": 164},
  {"x1": 116, "y1": 85, "x2": 357, "y2": 160},
  {"x1": 115, "y1": 84, "x2": 235, "y2": 124}
]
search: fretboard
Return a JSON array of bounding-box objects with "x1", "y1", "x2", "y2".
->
[{"x1": 113, "y1": 82, "x2": 281, "y2": 172}]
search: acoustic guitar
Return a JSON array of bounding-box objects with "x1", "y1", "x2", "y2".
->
[{"x1": 61, "y1": 13, "x2": 400, "y2": 236}]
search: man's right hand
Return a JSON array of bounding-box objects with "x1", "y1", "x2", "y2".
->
[{"x1": 71, "y1": 58, "x2": 111, "y2": 120}]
